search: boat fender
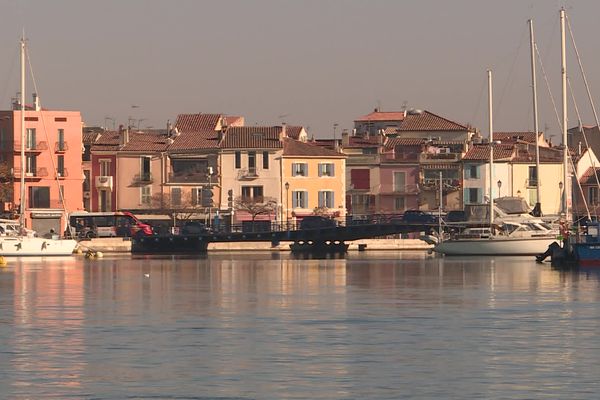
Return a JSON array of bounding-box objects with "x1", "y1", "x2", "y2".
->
[{"x1": 0, "y1": 256, "x2": 7, "y2": 267}]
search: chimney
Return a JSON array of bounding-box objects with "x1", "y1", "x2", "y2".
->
[
  {"x1": 120, "y1": 125, "x2": 129, "y2": 146},
  {"x1": 167, "y1": 119, "x2": 172, "y2": 134},
  {"x1": 33, "y1": 93, "x2": 40, "y2": 111},
  {"x1": 281, "y1": 123, "x2": 287, "y2": 140},
  {"x1": 342, "y1": 129, "x2": 350, "y2": 147}
]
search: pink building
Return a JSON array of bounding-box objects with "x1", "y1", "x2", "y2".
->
[{"x1": 0, "y1": 97, "x2": 83, "y2": 234}]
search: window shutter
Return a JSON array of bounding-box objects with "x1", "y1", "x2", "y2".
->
[
  {"x1": 318, "y1": 191, "x2": 324, "y2": 207},
  {"x1": 292, "y1": 191, "x2": 298, "y2": 208},
  {"x1": 318, "y1": 164, "x2": 323, "y2": 177},
  {"x1": 330, "y1": 164, "x2": 335, "y2": 177},
  {"x1": 330, "y1": 192, "x2": 335, "y2": 208},
  {"x1": 303, "y1": 191, "x2": 309, "y2": 208},
  {"x1": 192, "y1": 188, "x2": 198, "y2": 205}
]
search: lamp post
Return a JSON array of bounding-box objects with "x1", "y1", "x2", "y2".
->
[
  {"x1": 497, "y1": 180, "x2": 502, "y2": 198},
  {"x1": 285, "y1": 182, "x2": 290, "y2": 229}
]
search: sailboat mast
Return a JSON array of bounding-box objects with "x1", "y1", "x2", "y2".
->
[
  {"x1": 529, "y1": 19, "x2": 542, "y2": 215},
  {"x1": 560, "y1": 8, "x2": 569, "y2": 219},
  {"x1": 488, "y1": 69, "x2": 494, "y2": 228},
  {"x1": 19, "y1": 37, "x2": 26, "y2": 227}
]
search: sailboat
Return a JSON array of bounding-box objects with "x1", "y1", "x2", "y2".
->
[
  {"x1": 433, "y1": 69, "x2": 558, "y2": 256},
  {"x1": 0, "y1": 37, "x2": 77, "y2": 256}
]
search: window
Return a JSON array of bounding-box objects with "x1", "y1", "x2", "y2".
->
[
  {"x1": 528, "y1": 166, "x2": 538, "y2": 187},
  {"x1": 26, "y1": 128, "x2": 36, "y2": 149},
  {"x1": 100, "y1": 159, "x2": 111, "y2": 176},
  {"x1": 589, "y1": 187, "x2": 598, "y2": 205},
  {"x1": 57, "y1": 155, "x2": 65, "y2": 176},
  {"x1": 394, "y1": 171, "x2": 406, "y2": 192},
  {"x1": 141, "y1": 186, "x2": 151, "y2": 205},
  {"x1": 57, "y1": 129, "x2": 65, "y2": 151},
  {"x1": 350, "y1": 169, "x2": 370, "y2": 190},
  {"x1": 26, "y1": 155, "x2": 36, "y2": 175},
  {"x1": 466, "y1": 165, "x2": 479, "y2": 179},
  {"x1": 292, "y1": 163, "x2": 308, "y2": 177},
  {"x1": 29, "y1": 186, "x2": 50, "y2": 208},
  {"x1": 83, "y1": 170, "x2": 91, "y2": 191},
  {"x1": 465, "y1": 188, "x2": 482, "y2": 204},
  {"x1": 191, "y1": 188, "x2": 201, "y2": 206},
  {"x1": 248, "y1": 151, "x2": 256, "y2": 174},
  {"x1": 263, "y1": 151, "x2": 269, "y2": 169},
  {"x1": 292, "y1": 190, "x2": 308, "y2": 208},
  {"x1": 171, "y1": 188, "x2": 182, "y2": 206},
  {"x1": 394, "y1": 197, "x2": 405, "y2": 211},
  {"x1": 141, "y1": 156, "x2": 151, "y2": 181},
  {"x1": 241, "y1": 186, "x2": 264, "y2": 202},
  {"x1": 318, "y1": 191, "x2": 334, "y2": 208},
  {"x1": 235, "y1": 151, "x2": 241, "y2": 169},
  {"x1": 318, "y1": 163, "x2": 335, "y2": 177}
]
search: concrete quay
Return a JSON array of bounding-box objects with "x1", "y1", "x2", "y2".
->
[{"x1": 78, "y1": 237, "x2": 433, "y2": 254}]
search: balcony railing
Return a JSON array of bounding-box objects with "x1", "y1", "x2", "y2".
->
[
  {"x1": 55, "y1": 141, "x2": 68, "y2": 152},
  {"x1": 168, "y1": 171, "x2": 212, "y2": 184},
  {"x1": 56, "y1": 168, "x2": 68, "y2": 178},
  {"x1": 380, "y1": 184, "x2": 420, "y2": 195},
  {"x1": 132, "y1": 172, "x2": 153, "y2": 185},
  {"x1": 526, "y1": 178, "x2": 538, "y2": 187},
  {"x1": 421, "y1": 178, "x2": 461, "y2": 191},
  {"x1": 237, "y1": 168, "x2": 258, "y2": 180},
  {"x1": 419, "y1": 152, "x2": 460, "y2": 162},
  {"x1": 13, "y1": 167, "x2": 48, "y2": 178},
  {"x1": 95, "y1": 175, "x2": 113, "y2": 189},
  {"x1": 13, "y1": 141, "x2": 49, "y2": 152}
]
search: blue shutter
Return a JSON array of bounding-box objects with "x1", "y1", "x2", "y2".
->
[
  {"x1": 330, "y1": 192, "x2": 335, "y2": 208},
  {"x1": 318, "y1": 164, "x2": 323, "y2": 177},
  {"x1": 292, "y1": 191, "x2": 298, "y2": 208},
  {"x1": 330, "y1": 164, "x2": 335, "y2": 177},
  {"x1": 318, "y1": 191, "x2": 324, "y2": 207}
]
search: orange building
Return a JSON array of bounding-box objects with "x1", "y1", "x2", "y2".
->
[{"x1": 0, "y1": 96, "x2": 83, "y2": 234}]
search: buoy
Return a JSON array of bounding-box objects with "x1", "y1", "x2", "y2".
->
[{"x1": 0, "y1": 256, "x2": 7, "y2": 267}]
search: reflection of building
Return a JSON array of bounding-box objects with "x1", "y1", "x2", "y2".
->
[{"x1": 0, "y1": 96, "x2": 83, "y2": 234}]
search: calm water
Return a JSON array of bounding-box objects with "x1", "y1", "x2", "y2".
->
[{"x1": 1, "y1": 252, "x2": 600, "y2": 399}]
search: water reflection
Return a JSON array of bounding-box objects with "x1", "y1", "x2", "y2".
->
[{"x1": 1, "y1": 254, "x2": 600, "y2": 398}]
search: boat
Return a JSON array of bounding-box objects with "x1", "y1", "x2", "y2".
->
[
  {"x1": 434, "y1": 68, "x2": 559, "y2": 256},
  {"x1": 0, "y1": 37, "x2": 77, "y2": 257}
]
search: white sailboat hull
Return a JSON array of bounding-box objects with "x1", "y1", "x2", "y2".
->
[
  {"x1": 433, "y1": 236, "x2": 558, "y2": 256},
  {"x1": 0, "y1": 236, "x2": 77, "y2": 256}
]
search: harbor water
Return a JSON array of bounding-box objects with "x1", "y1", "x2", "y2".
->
[{"x1": 1, "y1": 252, "x2": 599, "y2": 399}]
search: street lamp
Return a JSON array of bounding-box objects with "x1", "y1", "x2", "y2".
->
[
  {"x1": 497, "y1": 180, "x2": 502, "y2": 198},
  {"x1": 285, "y1": 182, "x2": 290, "y2": 229}
]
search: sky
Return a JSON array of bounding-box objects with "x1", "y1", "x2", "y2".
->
[{"x1": 1, "y1": 0, "x2": 599, "y2": 141}]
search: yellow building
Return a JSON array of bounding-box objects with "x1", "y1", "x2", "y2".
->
[{"x1": 281, "y1": 138, "x2": 347, "y2": 225}]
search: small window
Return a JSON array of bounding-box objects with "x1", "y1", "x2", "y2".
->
[
  {"x1": 263, "y1": 151, "x2": 269, "y2": 169},
  {"x1": 318, "y1": 163, "x2": 335, "y2": 177},
  {"x1": 467, "y1": 165, "x2": 479, "y2": 179},
  {"x1": 235, "y1": 151, "x2": 241, "y2": 169},
  {"x1": 292, "y1": 163, "x2": 308, "y2": 177},
  {"x1": 141, "y1": 186, "x2": 151, "y2": 205},
  {"x1": 57, "y1": 155, "x2": 65, "y2": 176},
  {"x1": 394, "y1": 197, "x2": 405, "y2": 211},
  {"x1": 171, "y1": 188, "x2": 182, "y2": 206},
  {"x1": 292, "y1": 190, "x2": 308, "y2": 208},
  {"x1": 318, "y1": 191, "x2": 334, "y2": 208}
]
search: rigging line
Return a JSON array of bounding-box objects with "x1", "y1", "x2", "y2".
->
[
  {"x1": 567, "y1": 77, "x2": 593, "y2": 220},
  {"x1": 470, "y1": 73, "x2": 487, "y2": 128},
  {"x1": 496, "y1": 24, "x2": 528, "y2": 120},
  {"x1": 567, "y1": 14, "x2": 600, "y2": 136},
  {"x1": 535, "y1": 42, "x2": 563, "y2": 133},
  {"x1": 25, "y1": 46, "x2": 68, "y2": 213}
]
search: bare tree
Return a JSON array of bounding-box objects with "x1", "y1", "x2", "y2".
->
[
  {"x1": 0, "y1": 163, "x2": 14, "y2": 213},
  {"x1": 234, "y1": 196, "x2": 277, "y2": 222},
  {"x1": 151, "y1": 191, "x2": 204, "y2": 227}
]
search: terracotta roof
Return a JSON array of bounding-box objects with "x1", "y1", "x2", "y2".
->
[
  {"x1": 169, "y1": 129, "x2": 220, "y2": 152},
  {"x1": 384, "y1": 137, "x2": 426, "y2": 149},
  {"x1": 283, "y1": 138, "x2": 345, "y2": 157},
  {"x1": 355, "y1": 111, "x2": 406, "y2": 122},
  {"x1": 175, "y1": 113, "x2": 221, "y2": 132},
  {"x1": 342, "y1": 135, "x2": 382, "y2": 148},
  {"x1": 120, "y1": 131, "x2": 171, "y2": 152},
  {"x1": 91, "y1": 131, "x2": 121, "y2": 151},
  {"x1": 83, "y1": 129, "x2": 101, "y2": 145},
  {"x1": 494, "y1": 131, "x2": 539, "y2": 143},
  {"x1": 512, "y1": 145, "x2": 562, "y2": 163},
  {"x1": 580, "y1": 167, "x2": 600, "y2": 184},
  {"x1": 223, "y1": 115, "x2": 244, "y2": 127},
  {"x1": 462, "y1": 144, "x2": 514, "y2": 161},
  {"x1": 397, "y1": 110, "x2": 468, "y2": 131},
  {"x1": 285, "y1": 126, "x2": 304, "y2": 140},
  {"x1": 220, "y1": 126, "x2": 283, "y2": 149}
]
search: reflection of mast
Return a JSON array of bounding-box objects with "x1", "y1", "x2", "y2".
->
[
  {"x1": 529, "y1": 19, "x2": 542, "y2": 216},
  {"x1": 487, "y1": 69, "x2": 494, "y2": 228}
]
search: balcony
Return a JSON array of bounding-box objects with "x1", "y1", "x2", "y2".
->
[
  {"x1": 168, "y1": 171, "x2": 212, "y2": 184},
  {"x1": 55, "y1": 141, "x2": 68, "y2": 152},
  {"x1": 95, "y1": 175, "x2": 113, "y2": 190},
  {"x1": 12, "y1": 167, "x2": 49, "y2": 179},
  {"x1": 419, "y1": 152, "x2": 460, "y2": 162},
  {"x1": 132, "y1": 172, "x2": 153, "y2": 186},
  {"x1": 56, "y1": 168, "x2": 68, "y2": 179},
  {"x1": 237, "y1": 168, "x2": 258, "y2": 180},
  {"x1": 380, "y1": 184, "x2": 420, "y2": 195},
  {"x1": 13, "y1": 141, "x2": 48, "y2": 153},
  {"x1": 421, "y1": 178, "x2": 461, "y2": 192}
]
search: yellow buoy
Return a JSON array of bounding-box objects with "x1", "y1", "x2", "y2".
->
[{"x1": 0, "y1": 256, "x2": 7, "y2": 267}]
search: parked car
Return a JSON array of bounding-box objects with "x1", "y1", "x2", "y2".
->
[
  {"x1": 445, "y1": 210, "x2": 467, "y2": 223},
  {"x1": 181, "y1": 221, "x2": 209, "y2": 235},
  {"x1": 299, "y1": 216, "x2": 337, "y2": 230},
  {"x1": 401, "y1": 210, "x2": 438, "y2": 224}
]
